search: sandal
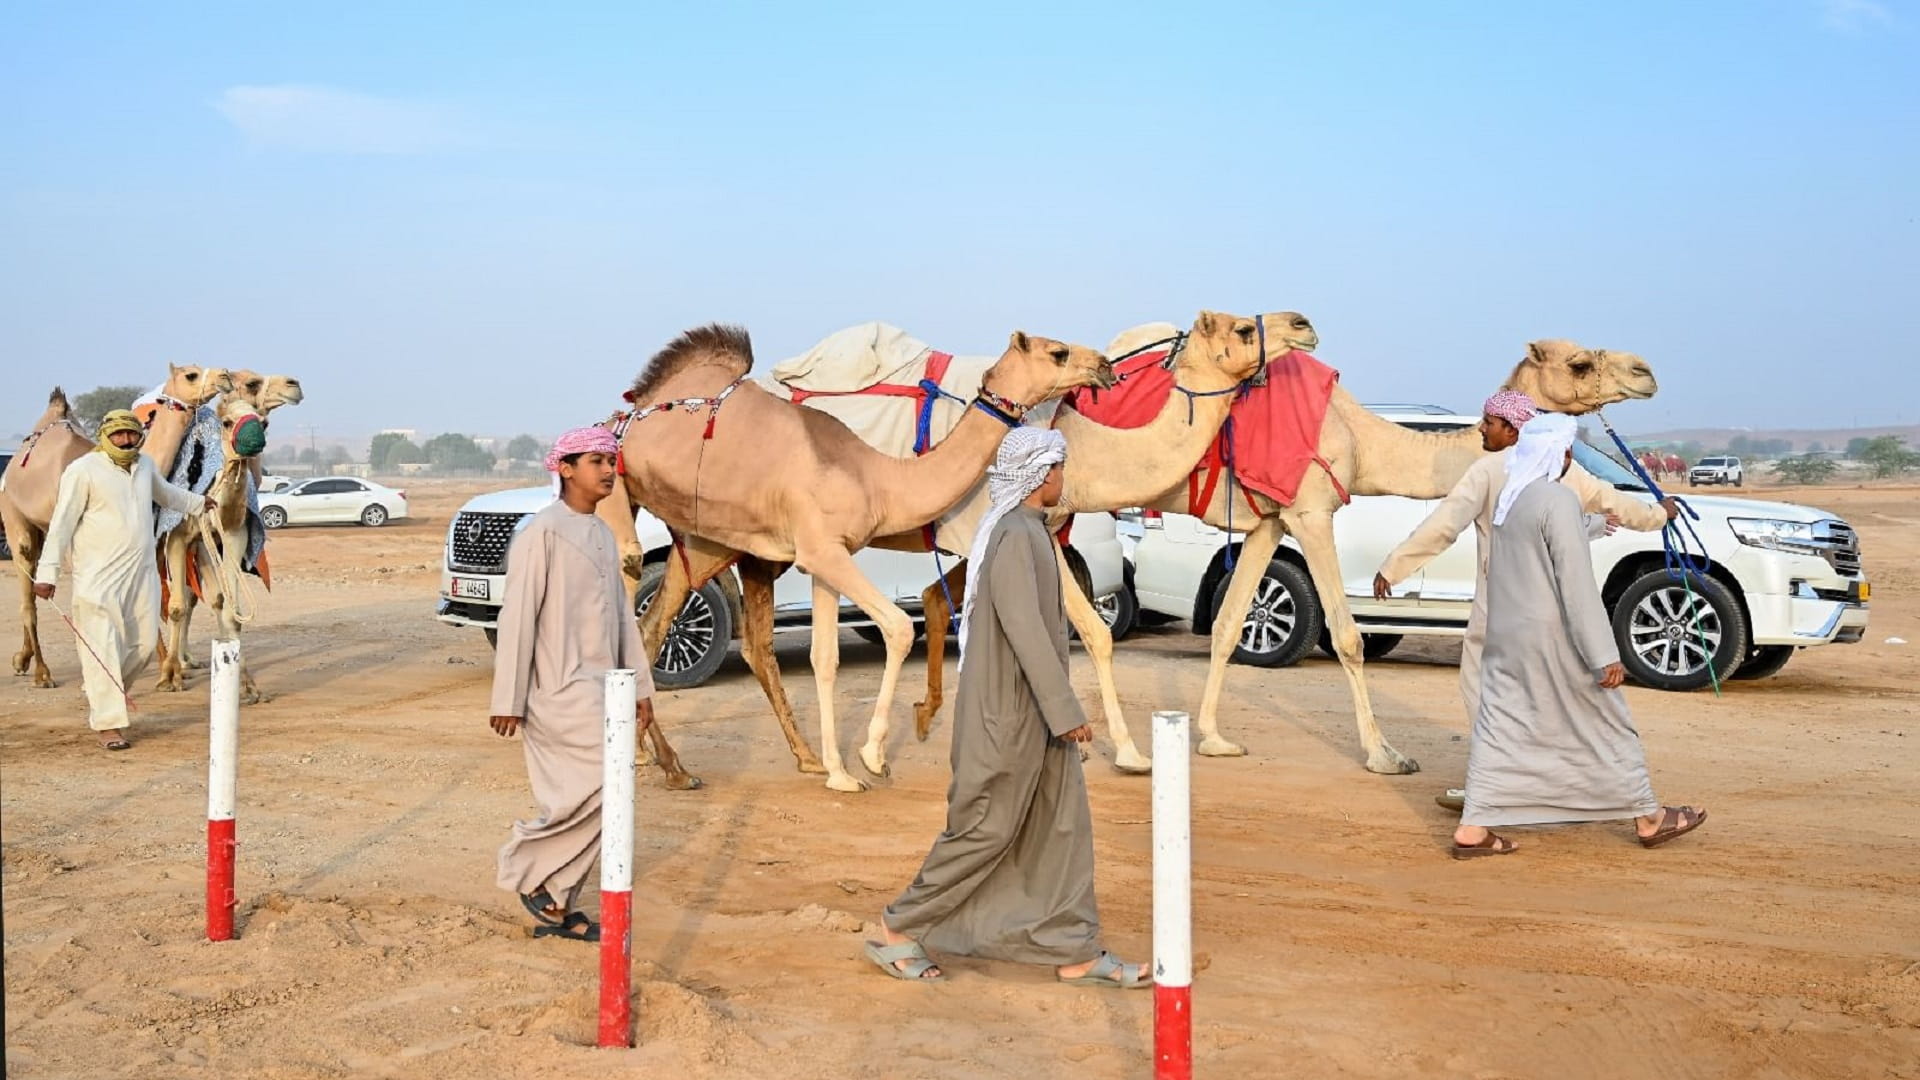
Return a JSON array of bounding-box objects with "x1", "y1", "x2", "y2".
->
[
  {"x1": 100, "y1": 736, "x2": 132, "y2": 751},
  {"x1": 1451, "y1": 832, "x2": 1517, "y2": 859},
  {"x1": 519, "y1": 888, "x2": 566, "y2": 927},
  {"x1": 863, "y1": 939, "x2": 945, "y2": 982},
  {"x1": 1057, "y1": 951, "x2": 1150, "y2": 989},
  {"x1": 532, "y1": 911, "x2": 600, "y2": 942},
  {"x1": 1639, "y1": 806, "x2": 1707, "y2": 848}
]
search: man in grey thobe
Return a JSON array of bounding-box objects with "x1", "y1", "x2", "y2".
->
[
  {"x1": 1453, "y1": 414, "x2": 1706, "y2": 858},
  {"x1": 489, "y1": 427, "x2": 655, "y2": 939},
  {"x1": 867, "y1": 428, "x2": 1147, "y2": 987}
]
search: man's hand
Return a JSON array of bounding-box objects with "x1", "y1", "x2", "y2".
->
[
  {"x1": 33, "y1": 583, "x2": 55, "y2": 601},
  {"x1": 1371, "y1": 573, "x2": 1392, "y2": 601},
  {"x1": 1059, "y1": 724, "x2": 1093, "y2": 744},
  {"x1": 1603, "y1": 512, "x2": 1622, "y2": 537},
  {"x1": 637, "y1": 698, "x2": 655, "y2": 734},
  {"x1": 1660, "y1": 496, "x2": 1680, "y2": 521},
  {"x1": 489, "y1": 715, "x2": 522, "y2": 737},
  {"x1": 202, "y1": 495, "x2": 217, "y2": 513},
  {"x1": 1598, "y1": 662, "x2": 1626, "y2": 689}
]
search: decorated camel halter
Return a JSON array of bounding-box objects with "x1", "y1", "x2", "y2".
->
[
  {"x1": 620, "y1": 377, "x2": 747, "y2": 438},
  {"x1": 16, "y1": 417, "x2": 83, "y2": 469}
]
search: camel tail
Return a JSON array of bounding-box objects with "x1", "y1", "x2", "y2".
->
[{"x1": 628, "y1": 323, "x2": 753, "y2": 407}]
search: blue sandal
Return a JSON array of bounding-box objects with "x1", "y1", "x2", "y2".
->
[
  {"x1": 1057, "y1": 951, "x2": 1151, "y2": 989},
  {"x1": 864, "y1": 939, "x2": 945, "y2": 982}
]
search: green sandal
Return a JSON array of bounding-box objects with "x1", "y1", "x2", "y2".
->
[
  {"x1": 864, "y1": 939, "x2": 945, "y2": 982},
  {"x1": 1057, "y1": 951, "x2": 1151, "y2": 989}
]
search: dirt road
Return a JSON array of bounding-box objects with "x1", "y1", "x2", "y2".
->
[{"x1": 4, "y1": 481, "x2": 1916, "y2": 1079}]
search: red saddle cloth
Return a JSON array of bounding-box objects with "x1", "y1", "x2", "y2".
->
[{"x1": 1063, "y1": 349, "x2": 1344, "y2": 511}]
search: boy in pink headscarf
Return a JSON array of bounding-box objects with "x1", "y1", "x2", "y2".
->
[
  {"x1": 488, "y1": 426, "x2": 655, "y2": 941},
  {"x1": 1370, "y1": 392, "x2": 1678, "y2": 811}
]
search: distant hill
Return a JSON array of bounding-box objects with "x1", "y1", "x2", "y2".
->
[{"x1": 1618, "y1": 423, "x2": 1920, "y2": 453}]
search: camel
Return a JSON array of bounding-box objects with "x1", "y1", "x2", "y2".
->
[
  {"x1": 949, "y1": 335, "x2": 1657, "y2": 775},
  {"x1": 154, "y1": 370, "x2": 305, "y2": 691},
  {"x1": 2, "y1": 366, "x2": 231, "y2": 687},
  {"x1": 605, "y1": 323, "x2": 1116, "y2": 792}
]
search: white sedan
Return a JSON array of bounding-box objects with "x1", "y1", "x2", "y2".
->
[{"x1": 259, "y1": 477, "x2": 409, "y2": 529}]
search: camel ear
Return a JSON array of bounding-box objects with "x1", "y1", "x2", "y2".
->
[
  {"x1": 1196, "y1": 311, "x2": 1219, "y2": 335},
  {"x1": 1525, "y1": 342, "x2": 1547, "y2": 367},
  {"x1": 1008, "y1": 330, "x2": 1030, "y2": 353}
]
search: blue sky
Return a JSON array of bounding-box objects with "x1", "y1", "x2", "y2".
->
[{"x1": 4, "y1": 1, "x2": 1915, "y2": 443}]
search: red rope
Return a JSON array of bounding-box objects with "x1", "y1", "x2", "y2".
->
[{"x1": 50, "y1": 598, "x2": 138, "y2": 714}]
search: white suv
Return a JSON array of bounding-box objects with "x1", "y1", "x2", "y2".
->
[
  {"x1": 437, "y1": 482, "x2": 1128, "y2": 690},
  {"x1": 1689, "y1": 456, "x2": 1744, "y2": 487},
  {"x1": 1126, "y1": 408, "x2": 1868, "y2": 690}
]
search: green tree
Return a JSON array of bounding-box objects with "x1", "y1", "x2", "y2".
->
[
  {"x1": 369, "y1": 432, "x2": 427, "y2": 472},
  {"x1": 423, "y1": 432, "x2": 496, "y2": 473},
  {"x1": 324, "y1": 445, "x2": 354, "y2": 467},
  {"x1": 505, "y1": 434, "x2": 543, "y2": 462},
  {"x1": 70, "y1": 385, "x2": 147, "y2": 432},
  {"x1": 1771, "y1": 455, "x2": 1837, "y2": 485},
  {"x1": 1727, "y1": 434, "x2": 1752, "y2": 456},
  {"x1": 1858, "y1": 435, "x2": 1920, "y2": 479},
  {"x1": 1846, "y1": 436, "x2": 1871, "y2": 459}
]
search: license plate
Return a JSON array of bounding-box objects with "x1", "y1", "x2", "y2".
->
[{"x1": 450, "y1": 576, "x2": 489, "y2": 601}]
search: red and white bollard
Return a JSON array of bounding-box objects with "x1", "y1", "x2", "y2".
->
[
  {"x1": 1152, "y1": 709, "x2": 1193, "y2": 1080},
  {"x1": 206, "y1": 639, "x2": 241, "y2": 942},
  {"x1": 597, "y1": 669, "x2": 638, "y2": 1049}
]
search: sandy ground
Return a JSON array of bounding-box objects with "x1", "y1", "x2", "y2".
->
[{"x1": 3, "y1": 479, "x2": 1917, "y2": 1080}]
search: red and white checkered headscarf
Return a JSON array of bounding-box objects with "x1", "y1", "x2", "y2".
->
[
  {"x1": 545, "y1": 426, "x2": 619, "y2": 473},
  {"x1": 1482, "y1": 390, "x2": 1537, "y2": 427}
]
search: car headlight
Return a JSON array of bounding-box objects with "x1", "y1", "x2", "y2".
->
[{"x1": 1728, "y1": 517, "x2": 1820, "y2": 553}]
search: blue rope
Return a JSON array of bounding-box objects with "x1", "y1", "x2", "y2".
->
[
  {"x1": 1596, "y1": 411, "x2": 1722, "y2": 695},
  {"x1": 914, "y1": 378, "x2": 967, "y2": 455}
]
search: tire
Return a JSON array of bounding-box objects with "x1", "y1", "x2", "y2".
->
[
  {"x1": 1734, "y1": 476, "x2": 1743, "y2": 488},
  {"x1": 1611, "y1": 569, "x2": 1749, "y2": 691},
  {"x1": 854, "y1": 622, "x2": 925, "y2": 647},
  {"x1": 360, "y1": 504, "x2": 388, "y2": 527},
  {"x1": 1730, "y1": 643, "x2": 1795, "y2": 681},
  {"x1": 1092, "y1": 567, "x2": 1139, "y2": 642},
  {"x1": 634, "y1": 562, "x2": 732, "y2": 690},
  {"x1": 1316, "y1": 631, "x2": 1404, "y2": 661},
  {"x1": 1213, "y1": 558, "x2": 1322, "y2": 668},
  {"x1": 261, "y1": 506, "x2": 288, "y2": 530}
]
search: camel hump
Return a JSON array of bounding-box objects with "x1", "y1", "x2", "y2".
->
[
  {"x1": 771, "y1": 322, "x2": 935, "y2": 394},
  {"x1": 1107, "y1": 322, "x2": 1181, "y2": 359},
  {"x1": 629, "y1": 323, "x2": 753, "y2": 407}
]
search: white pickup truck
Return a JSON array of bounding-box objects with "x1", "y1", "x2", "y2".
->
[
  {"x1": 1689, "y1": 456, "x2": 1745, "y2": 487},
  {"x1": 1126, "y1": 407, "x2": 1869, "y2": 690},
  {"x1": 437, "y1": 482, "x2": 1128, "y2": 690}
]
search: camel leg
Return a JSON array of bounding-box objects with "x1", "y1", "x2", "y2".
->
[
  {"x1": 204, "y1": 544, "x2": 265, "y2": 706},
  {"x1": 1284, "y1": 509, "x2": 1418, "y2": 775},
  {"x1": 1194, "y1": 516, "x2": 1287, "y2": 758},
  {"x1": 910, "y1": 559, "x2": 966, "y2": 741},
  {"x1": 736, "y1": 555, "x2": 823, "y2": 774},
  {"x1": 1054, "y1": 541, "x2": 1150, "y2": 773},
  {"x1": 6, "y1": 516, "x2": 54, "y2": 688},
  {"x1": 805, "y1": 576, "x2": 864, "y2": 793},
  {"x1": 156, "y1": 531, "x2": 193, "y2": 692},
  {"x1": 633, "y1": 538, "x2": 736, "y2": 792},
  {"x1": 803, "y1": 547, "x2": 916, "y2": 791}
]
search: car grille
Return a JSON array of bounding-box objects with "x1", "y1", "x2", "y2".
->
[
  {"x1": 449, "y1": 512, "x2": 525, "y2": 573},
  {"x1": 1811, "y1": 519, "x2": 1861, "y2": 576}
]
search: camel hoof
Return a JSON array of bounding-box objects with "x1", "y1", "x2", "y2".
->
[
  {"x1": 33, "y1": 674, "x2": 56, "y2": 689},
  {"x1": 1365, "y1": 749, "x2": 1421, "y2": 775},
  {"x1": 825, "y1": 773, "x2": 870, "y2": 794},
  {"x1": 1197, "y1": 736, "x2": 1247, "y2": 758},
  {"x1": 796, "y1": 758, "x2": 828, "y2": 776},
  {"x1": 859, "y1": 747, "x2": 890, "y2": 778},
  {"x1": 156, "y1": 676, "x2": 185, "y2": 693},
  {"x1": 241, "y1": 691, "x2": 266, "y2": 706},
  {"x1": 663, "y1": 772, "x2": 705, "y2": 791}
]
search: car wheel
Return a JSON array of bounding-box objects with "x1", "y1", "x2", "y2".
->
[
  {"x1": 1730, "y1": 643, "x2": 1795, "y2": 681},
  {"x1": 360, "y1": 504, "x2": 388, "y2": 527},
  {"x1": 853, "y1": 622, "x2": 925, "y2": 647},
  {"x1": 1214, "y1": 558, "x2": 1322, "y2": 668},
  {"x1": 1734, "y1": 476, "x2": 1743, "y2": 488},
  {"x1": 635, "y1": 563, "x2": 732, "y2": 690},
  {"x1": 261, "y1": 506, "x2": 288, "y2": 529},
  {"x1": 1611, "y1": 569, "x2": 1749, "y2": 691},
  {"x1": 1092, "y1": 571, "x2": 1139, "y2": 642},
  {"x1": 1316, "y1": 631, "x2": 1404, "y2": 661}
]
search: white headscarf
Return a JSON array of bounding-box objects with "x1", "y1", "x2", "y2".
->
[
  {"x1": 958, "y1": 426, "x2": 1068, "y2": 670},
  {"x1": 1495, "y1": 412, "x2": 1580, "y2": 526}
]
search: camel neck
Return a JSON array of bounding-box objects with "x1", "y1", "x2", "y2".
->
[
  {"x1": 872, "y1": 401, "x2": 1023, "y2": 536},
  {"x1": 1051, "y1": 347, "x2": 1246, "y2": 514},
  {"x1": 1333, "y1": 390, "x2": 1487, "y2": 498}
]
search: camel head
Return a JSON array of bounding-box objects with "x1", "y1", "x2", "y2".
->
[
  {"x1": 228, "y1": 369, "x2": 306, "y2": 413},
  {"x1": 1503, "y1": 340, "x2": 1658, "y2": 415},
  {"x1": 216, "y1": 395, "x2": 268, "y2": 461},
  {"x1": 29, "y1": 386, "x2": 73, "y2": 429},
  {"x1": 162, "y1": 363, "x2": 235, "y2": 407},
  {"x1": 980, "y1": 332, "x2": 1116, "y2": 410},
  {"x1": 1184, "y1": 310, "x2": 1270, "y2": 385}
]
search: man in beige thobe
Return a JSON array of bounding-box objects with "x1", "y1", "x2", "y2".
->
[
  {"x1": 867, "y1": 427, "x2": 1147, "y2": 988},
  {"x1": 1370, "y1": 392, "x2": 1676, "y2": 809},
  {"x1": 33, "y1": 410, "x2": 211, "y2": 750},
  {"x1": 489, "y1": 426, "x2": 654, "y2": 942}
]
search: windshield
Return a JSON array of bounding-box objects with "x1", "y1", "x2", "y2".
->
[
  {"x1": 1697, "y1": 457, "x2": 1727, "y2": 466},
  {"x1": 1572, "y1": 441, "x2": 1647, "y2": 492}
]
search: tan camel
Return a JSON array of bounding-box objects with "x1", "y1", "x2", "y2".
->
[
  {"x1": 940, "y1": 336, "x2": 1659, "y2": 775},
  {"x1": 2, "y1": 366, "x2": 230, "y2": 687},
  {"x1": 155, "y1": 371, "x2": 304, "y2": 688},
  {"x1": 154, "y1": 397, "x2": 269, "y2": 700},
  {"x1": 606, "y1": 324, "x2": 1115, "y2": 792}
]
